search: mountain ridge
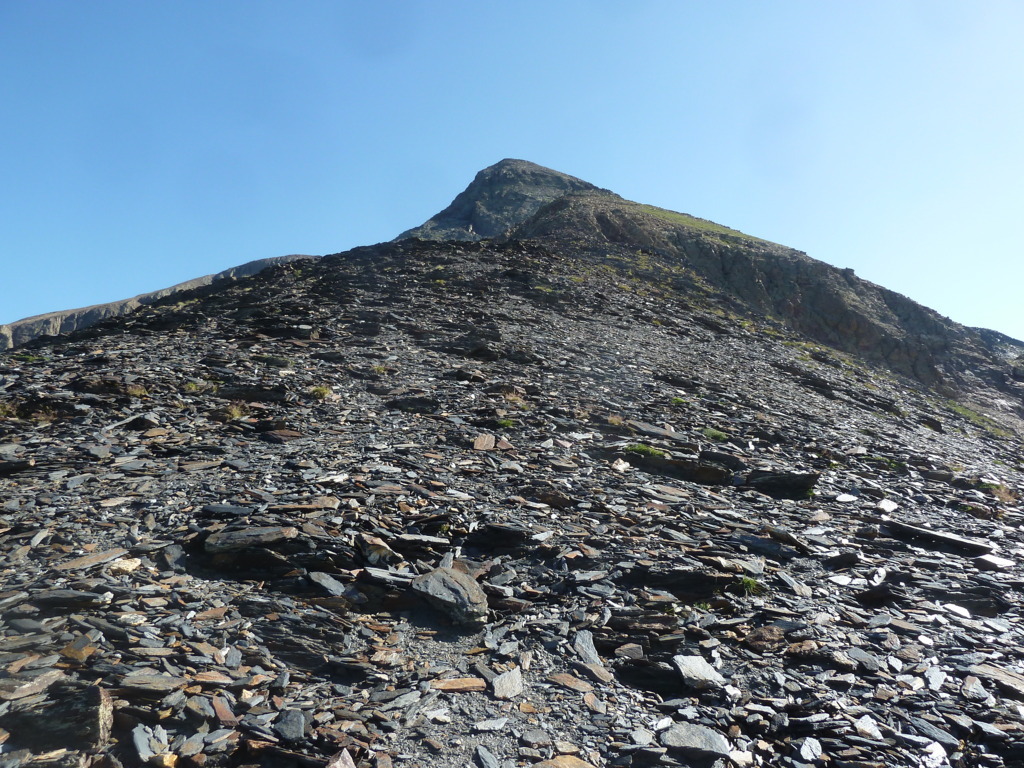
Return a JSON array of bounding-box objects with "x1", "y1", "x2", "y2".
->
[
  {"x1": 5, "y1": 159, "x2": 1023, "y2": 396},
  {"x1": 0, "y1": 254, "x2": 314, "y2": 352},
  {"x1": 399, "y1": 161, "x2": 1024, "y2": 398},
  {"x1": 2, "y1": 228, "x2": 1024, "y2": 767}
]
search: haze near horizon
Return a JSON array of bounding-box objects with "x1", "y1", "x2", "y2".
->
[{"x1": 2, "y1": 2, "x2": 1023, "y2": 341}]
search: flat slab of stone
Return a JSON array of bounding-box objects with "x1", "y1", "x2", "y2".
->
[
  {"x1": 660, "y1": 721, "x2": 730, "y2": 757},
  {"x1": 431, "y1": 677, "x2": 487, "y2": 692},
  {"x1": 533, "y1": 757, "x2": 597, "y2": 768},
  {"x1": 55, "y1": 548, "x2": 129, "y2": 571},
  {"x1": 882, "y1": 520, "x2": 992, "y2": 555},
  {"x1": 205, "y1": 526, "x2": 299, "y2": 553},
  {"x1": 672, "y1": 655, "x2": 726, "y2": 689},
  {"x1": 969, "y1": 664, "x2": 1024, "y2": 699},
  {"x1": 491, "y1": 667, "x2": 524, "y2": 699}
]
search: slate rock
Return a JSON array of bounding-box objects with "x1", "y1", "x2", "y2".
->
[
  {"x1": 411, "y1": 566, "x2": 489, "y2": 625},
  {"x1": 660, "y1": 721, "x2": 731, "y2": 757},
  {"x1": 671, "y1": 655, "x2": 726, "y2": 689}
]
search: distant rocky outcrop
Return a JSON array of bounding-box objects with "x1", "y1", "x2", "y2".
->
[
  {"x1": 0, "y1": 255, "x2": 314, "y2": 351},
  {"x1": 396, "y1": 158, "x2": 604, "y2": 241}
]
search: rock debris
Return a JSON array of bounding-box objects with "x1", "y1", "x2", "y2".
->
[{"x1": 0, "y1": 233, "x2": 1023, "y2": 768}]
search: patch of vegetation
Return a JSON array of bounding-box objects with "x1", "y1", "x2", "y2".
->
[
  {"x1": 978, "y1": 482, "x2": 1017, "y2": 504},
  {"x1": 10, "y1": 353, "x2": 45, "y2": 363},
  {"x1": 309, "y1": 385, "x2": 332, "y2": 401},
  {"x1": 211, "y1": 402, "x2": 250, "y2": 422},
  {"x1": 624, "y1": 443, "x2": 666, "y2": 458},
  {"x1": 0, "y1": 399, "x2": 58, "y2": 423},
  {"x1": 182, "y1": 381, "x2": 204, "y2": 393},
  {"x1": 863, "y1": 455, "x2": 906, "y2": 472},
  {"x1": 371, "y1": 364, "x2": 389, "y2": 375},
  {"x1": 496, "y1": 418, "x2": 515, "y2": 429},
  {"x1": 125, "y1": 384, "x2": 149, "y2": 397},
  {"x1": 702, "y1": 427, "x2": 729, "y2": 442},
  {"x1": 735, "y1": 576, "x2": 768, "y2": 596},
  {"x1": 946, "y1": 400, "x2": 1014, "y2": 438},
  {"x1": 503, "y1": 393, "x2": 532, "y2": 410},
  {"x1": 669, "y1": 397, "x2": 688, "y2": 406},
  {"x1": 634, "y1": 203, "x2": 767, "y2": 244}
]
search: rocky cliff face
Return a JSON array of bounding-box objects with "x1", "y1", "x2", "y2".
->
[
  {"x1": 0, "y1": 254, "x2": 314, "y2": 351},
  {"x1": 397, "y1": 159, "x2": 604, "y2": 241}
]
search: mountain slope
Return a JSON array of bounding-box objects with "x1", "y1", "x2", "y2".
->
[
  {"x1": 401, "y1": 164, "x2": 1024, "y2": 397},
  {"x1": 0, "y1": 254, "x2": 314, "y2": 351},
  {"x1": 2, "y1": 236, "x2": 1024, "y2": 767}
]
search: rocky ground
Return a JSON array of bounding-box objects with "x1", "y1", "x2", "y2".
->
[{"x1": 2, "y1": 238, "x2": 1024, "y2": 768}]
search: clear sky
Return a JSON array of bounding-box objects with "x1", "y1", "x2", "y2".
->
[{"x1": 2, "y1": 2, "x2": 1023, "y2": 341}]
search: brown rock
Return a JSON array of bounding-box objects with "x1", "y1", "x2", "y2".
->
[
  {"x1": 547, "y1": 673, "x2": 593, "y2": 692},
  {"x1": 431, "y1": 677, "x2": 488, "y2": 692},
  {"x1": 744, "y1": 625, "x2": 787, "y2": 652},
  {"x1": 204, "y1": 526, "x2": 299, "y2": 553},
  {"x1": 533, "y1": 756, "x2": 598, "y2": 768}
]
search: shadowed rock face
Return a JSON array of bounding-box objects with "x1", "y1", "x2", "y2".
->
[{"x1": 0, "y1": 255, "x2": 314, "y2": 351}]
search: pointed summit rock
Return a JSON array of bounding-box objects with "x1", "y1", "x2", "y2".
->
[{"x1": 397, "y1": 158, "x2": 606, "y2": 241}]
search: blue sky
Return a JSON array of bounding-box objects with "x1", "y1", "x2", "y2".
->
[{"x1": 3, "y1": 2, "x2": 1023, "y2": 341}]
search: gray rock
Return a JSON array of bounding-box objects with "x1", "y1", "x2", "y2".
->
[
  {"x1": 475, "y1": 745, "x2": 501, "y2": 768},
  {"x1": 411, "y1": 566, "x2": 489, "y2": 625},
  {"x1": 273, "y1": 709, "x2": 309, "y2": 742},
  {"x1": 672, "y1": 655, "x2": 726, "y2": 689},
  {"x1": 573, "y1": 630, "x2": 602, "y2": 666},
  {"x1": 491, "y1": 667, "x2": 524, "y2": 700},
  {"x1": 660, "y1": 722, "x2": 730, "y2": 757}
]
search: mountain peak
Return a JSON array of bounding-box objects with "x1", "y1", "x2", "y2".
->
[{"x1": 397, "y1": 159, "x2": 605, "y2": 241}]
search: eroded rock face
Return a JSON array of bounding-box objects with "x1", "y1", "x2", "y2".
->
[
  {"x1": 397, "y1": 159, "x2": 604, "y2": 241},
  {"x1": 399, "y1": 161, "x2": 1024, "y2": 392}
]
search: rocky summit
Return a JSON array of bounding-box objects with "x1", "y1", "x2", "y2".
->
[{"x1": 2, "y1": 163, "x2": 1024, "y2": 768}]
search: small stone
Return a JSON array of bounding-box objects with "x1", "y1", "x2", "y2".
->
[
  {"x1": 547, "y1": 673, "x2": 593, "y2": 692},
  {"x1": 474, "y1": 434, "x2": 496, "y2": 451},
  {"x1": 205, "y1": 526, "x2": 298, "y2": 553},
  {"x1": 520, "y1": 729, "x2": 553, "y2": 748},
  {"x1": 473, "y1": 717, "x2": 509, "y2": 732},
  {"x1": 798, "y1": 737, "x2": 823, "y2": 761},
  {"x1": 475, "y1": 744, "x2": 500, "y2": 768},
  {"x1": 532, "y1": 757, "x2": 597, "y2": 768},
  {"x1": 854, "y1": 715, "x2": 884, "y2": 740},
  {"x1": 491, "y1": 667, "x2": 524, "y2": 699},
  {"x1": 273, "y1": 709, "x2": 309, "y2": 742},
  {"x1": 573, "y1": 630, "x2": 602, "y2": 665},
  {"x1": 743, "y1": 626, "x2": 786, "y2": 653}
]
